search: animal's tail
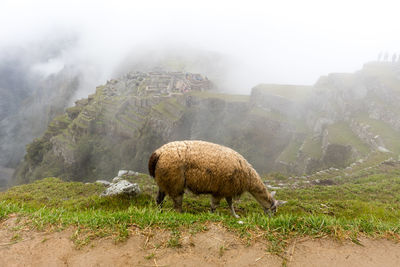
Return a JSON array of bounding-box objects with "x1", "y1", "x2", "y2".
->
[{"x1": 148, "y1": 151, "x2": 160, "y2": 178}]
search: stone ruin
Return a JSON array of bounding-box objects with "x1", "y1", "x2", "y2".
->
[
  {"x1": 102, "y1": 71, "x2": 212, "y2": 98},
  {"x1": 144, "y1": 71, "x2": 211, "y2": 95}
]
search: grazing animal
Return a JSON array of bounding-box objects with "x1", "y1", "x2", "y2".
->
[{"x1": 148, "y1": 140, "x2": 286, "y2": 217}]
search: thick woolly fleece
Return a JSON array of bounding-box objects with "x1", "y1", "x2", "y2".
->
[{"x1": 148, "y1": 140, "x2": 275, "y2": 211}]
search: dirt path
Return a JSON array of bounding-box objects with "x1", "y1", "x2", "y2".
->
[{"x1": 1, "y1": 216, "x2": 399, "y2": 267}]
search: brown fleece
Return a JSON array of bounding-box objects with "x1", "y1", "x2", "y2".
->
[{"x1": 149, "y1": 140, "x2": 275, "y2": 211}]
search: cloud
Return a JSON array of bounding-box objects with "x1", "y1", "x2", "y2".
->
[{"x1": 1, "y1": 0, "x2": 400, "y2": 93}]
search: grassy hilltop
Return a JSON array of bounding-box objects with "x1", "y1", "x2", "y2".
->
[{"x1": 2, "y1": 154, "x2": 400, "y2": 252}]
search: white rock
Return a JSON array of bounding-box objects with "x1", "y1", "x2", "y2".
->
[
  {"x1": 377, "y1": 146, "x2": 390, "y2": 153},
  {"x1": 101, "y1": 180, "x2": 140, "y2": 197},
  {"x1": 95, "y1": 180, "x2": 111, "y2": 186},
  {"x1": 112, "y1": 176, "x2": 123, "y2": 183},
  {"x1": 118, "y1": 170, "x2": 128, "y2": 177}
]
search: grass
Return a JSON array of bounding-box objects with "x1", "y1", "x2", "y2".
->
[
  {"x1": 151, "y1": 97, "x2": 185, "y2": 121},
  {"x1": 356, "y1": 115, "x2": 400, "y2": 154},
  {"x1": 278, "y1": 136, "x2": 304, "y2": 163},
  {"x1": 302, "y1": 135, "x2": 323, "y2": 159},
  {"x1": 1, "y1": 163, "x2": 400, "y2": 253},
  {"x1": 250, "y1": 107, "x2": 289, "y2": 123},
  {"x1": 252, "y1": 84, "x2": 314, "y2": 101},
  {"x1": 327, "y1": 122, "x2": 370, "y2": 155},
  {"x1": 362, "y1": 62, "x2": 400, "y2": 92},
  {"x1": 188, "y1": 91, "x2": 250, "y2": 102}
]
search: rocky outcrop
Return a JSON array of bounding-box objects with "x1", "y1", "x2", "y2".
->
[
  {"x1": 0, "y1": 43, "x2": 82, "y2": 172},
  {"x1": 349, "y1": 120, "x2": 387, "y2": 151},
  {"x1": 14, "y1": 71, "x2": 294, "y2": 183},
  {"x1": 97, "y1": 170, "x2": 142, "y2": 197},
  {"x1": 100, "y1": 180, "x2": 140, "y2": 197},
  {"x1": 14, "y1": 62, "x2": 400, "y2": 183}
]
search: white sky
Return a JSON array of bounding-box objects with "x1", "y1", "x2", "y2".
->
[{"x1": 1, "y1": 0, "x2": 400, "y2": 92}]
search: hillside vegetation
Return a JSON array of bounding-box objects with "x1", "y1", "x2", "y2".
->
[
  {"x1": 11, "y1": 61, "x2": 400, "y2": 185},
  {"x1": 1, "y1": 158, "x2": 400, "y2": 252}
]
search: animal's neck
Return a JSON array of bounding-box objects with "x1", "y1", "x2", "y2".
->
[{"x1": 247, "y1": 174, "x2": 274, "y2": 208}]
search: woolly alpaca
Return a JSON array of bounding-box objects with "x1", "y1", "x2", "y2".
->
[{"x1": 148, "y1": 140, "x2": 286, "y2": 217}]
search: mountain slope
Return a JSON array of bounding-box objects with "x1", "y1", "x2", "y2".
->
[{"x1": 14, "y1": 61, "x2": 400, "y2": 184}]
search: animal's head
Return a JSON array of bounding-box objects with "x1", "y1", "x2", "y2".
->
[{"x1": 264, "y1": 191, "x2": 287, "y2": 216}]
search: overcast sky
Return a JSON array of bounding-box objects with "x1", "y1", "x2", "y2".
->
[{"x1": 1, "y1": 0, "x2": 399, "y2": 92}]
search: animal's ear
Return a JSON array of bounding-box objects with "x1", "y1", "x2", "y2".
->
[
  {"x1": 270, "y1": 191, "x2": 276, "y2": 197},
  {"x1": 276, "y1": 200, "x2": 287, "y2": 207}
]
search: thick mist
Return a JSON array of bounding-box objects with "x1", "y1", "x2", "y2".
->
[
  {"x1": 1, "y1": 0, "x2": 400, "y2": 185},
  {"x1": 2, "y1": 0, "x2": 400, "y2": 92}
]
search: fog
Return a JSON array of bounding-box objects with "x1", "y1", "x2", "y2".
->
[
  {"x1": 2, "y1": 0, "x2": 400, "y2": 95},
  {"x1": 1, "y1": 0, "x2": 400, "y2": 184}
]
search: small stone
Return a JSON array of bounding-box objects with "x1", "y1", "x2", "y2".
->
[
  {"x1": 377, "y1": 146, "x2": 390, "y2": 153},
  {"x1": 118, "y1": 170, "x2": 128, "y2": 177},
  {"x1": 95, "y1": 180, "x2": 111, "y2": 187},
  {"x1": 112, "y1": 176, "x2": 123, "y2": 183},
  {"x1": 101, "y1": 180, "x2": 140, "y2": 197}
]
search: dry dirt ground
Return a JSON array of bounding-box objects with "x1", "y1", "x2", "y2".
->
[{"x1": 1, "y1": 216, "x2": 400, "y2": 267}]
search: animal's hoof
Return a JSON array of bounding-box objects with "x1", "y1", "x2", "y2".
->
[{"x1": 234, "y1": 214, "x2": 240, "y2": 218}]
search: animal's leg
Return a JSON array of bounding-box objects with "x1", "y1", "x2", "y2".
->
[
  {"x1": 172, "y1": 194, "x2": 183, "y2": 213},
  {"x1": 226, "y1": 197, "x2": 240, "y2": 218},
  {"x1": 156, "y1": 189, "x2": 166, "y2": 207},
  {"x1": 210, "y1": 195, "x2": 222, "y2": 212}
]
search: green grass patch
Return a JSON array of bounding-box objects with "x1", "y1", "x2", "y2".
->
[
  {"x1": 327, "y1": 122, "x2": 370, "y2": 155},
  {"x1": 356, "y1": 115, "x2": 400, "y2": 154},
  {"x1": 1, "y1": 167, "x2": 400, "y2": 252},
  {"x1": 152, "y1": 97, "x2": 185, "y2": 121},
  {"x1": 302, "y1": 136, "x2": 323, "y2": 159},
  {"x1": 278, "y1": 137, "x2": 304, "y2": 163},
  {"x1": 363, "y1": 63, "x2": 400, "y2": 92},
  {"x1": 250, "y1": 107, "x2": 289, "y2": 123},
  {"x1": 188, "y1": 91, "x2": 250, "y2": 102},
  {"x1": 252, "y1": 84, "x2": 314, "y2": 101}
]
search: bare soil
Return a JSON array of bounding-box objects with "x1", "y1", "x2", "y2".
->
[{"x1": 1, "y1": 216, "x2": 399, "y2": 267}]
